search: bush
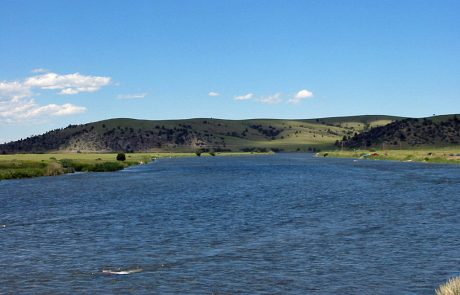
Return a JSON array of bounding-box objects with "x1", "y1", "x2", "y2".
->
[
  {"x1": 195, "y1": 151, "x2": 201, "y2": 157},
  {"x1": 91, "y1": 162, "x2": 124, "y2": 172},
  {"x1": 116, "y1": 153, "x2": 126, "y2": 161},
  {"x1": 45, "y1": 162, "x2": 64, "y2": 176},
  {"x1": 240, "y1": 147, "x2": 268, "y2": 153},
  {"x1": 59, "y1": 159, "x2": 89, "y2": 172},
  {"x1": 271, "y1": 148, "x2": 284, "y2": 153},
  {"x1": 209, "y1": 152, "x2": 216, "y2": 156},
  {"x1": 0, "y1": 168, "x2": 45, "y2": 179},
  {"x1": 58, "y1": 159, "x2": 124, "y2": 172}
]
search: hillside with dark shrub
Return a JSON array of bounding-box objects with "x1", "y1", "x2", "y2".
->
[
  {"x1": 0, "y1": 116, "x2": 398, "y2": 153},
  {"x1": 339, "y1": 116, "x2": 460, "y2": 148}
]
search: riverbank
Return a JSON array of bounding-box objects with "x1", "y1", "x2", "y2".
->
[
  {"x1": 321, "y1": 147, "x2": 460, "y2": 164},
  {"x1": 0, "y1": 152, "x2": 271, "y2": 180}
]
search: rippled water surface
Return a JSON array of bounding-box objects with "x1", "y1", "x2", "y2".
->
[{"x1": 1, "y1": 154, "x2": 460, "y2": 294}]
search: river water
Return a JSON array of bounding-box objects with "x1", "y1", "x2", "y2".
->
[{"x1": 1, "y1": 154, "x2": 459, "y2": 294}]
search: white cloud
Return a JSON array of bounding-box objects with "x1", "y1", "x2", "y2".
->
[
  {"x1": 289, "y1": 89, "x2": 314, "y2": 104},
  {"x1": 30, "y1": 103, "x2": 86, "y2": 116},
  {"x1": 60, "y1": 88, "x2": 79, "y2": 95},
  {"x1": 234, "y1": 93, "x2": 254, "y2": 100},
  {"x1": 25, "y1": 72, "x2": 111, "y2": 95},
  {"x1": 0, "y1": 98, "x2": 85, "y2": 122},
  {"x1": 117, "y1": 92, "x2": 148, "y2": 100},
  {"x1": 0, "y1": 81, "x2": 31, "y2": 101},
  {"x1": 208, "y1": 91, "x2": 220, "y2": 97},
  {"x1": 0, "y1": 70, "x2": 110, "y2": 123},
  {"x1": 259, "y1": 93, "x2": 283, "y2": 104},
  {"x1": 31, "y1": 68, "x2": 49, "y2": 73}
]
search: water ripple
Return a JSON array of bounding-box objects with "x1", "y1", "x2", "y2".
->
[{"x1": 1, "y1": 154, "x2": 459, "y2": 294}]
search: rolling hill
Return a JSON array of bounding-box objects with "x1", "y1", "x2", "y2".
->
[
  {"x1": 0, "y1": 115, "x2": 401, "y2": 153},
  {"x1": 340, "y1": 115, "x2": 460, "y2": 148}
]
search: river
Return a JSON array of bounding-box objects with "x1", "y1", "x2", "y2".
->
[{"x1": 1, "y1": 154, "x2": 459, "y2": 294}]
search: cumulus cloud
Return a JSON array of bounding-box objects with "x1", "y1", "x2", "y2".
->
[
  {"x1": 259, "y1": 93, "x2": 283, "y2": 104},
  {"x1": 25, "y1": 72, "x2": 111, "y2": 95},
  {"x1": 0, "y1": 70, "x2": 110, "y2": 122},
  {"x1": 0, "y1": 81, "x2": 31, "y2": 101},
  {"x1": 208, "y1": 91, "x2": 220, "y2": 97},
  {"x1": 0, "y1": 98, "x2": 85, "y2": 122},
  {"x1": 117, "y1": 92, "x2": 148, "y2": 100},
  {"x1": 234, "y1": 93, "x2": 255, "y2": 100},
  {"x1": 30, "y1": 103, "x2": 86, "y2": 116},
  {"x1": 289, "y1": 89, "x2": 314, "y2": 104}
]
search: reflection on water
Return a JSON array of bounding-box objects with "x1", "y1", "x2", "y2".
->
[{"x1": 1, "y1": 154, "x2": 459, "y2": 294}]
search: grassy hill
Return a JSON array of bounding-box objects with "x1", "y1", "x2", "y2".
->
[
  {"x1": 340, "y1": 114, "x2": 460, "y2": 148},
  {"x1": 0, "y1": 116, "x2": 401, "y2": 153}
]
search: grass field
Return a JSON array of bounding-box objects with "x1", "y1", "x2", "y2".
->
[
  {"x1": 0, "y1": 152, "x2": 270, "y2": 180},
  {"x1": 322, "y1": 147, "x2": 460, "y2": 164}
]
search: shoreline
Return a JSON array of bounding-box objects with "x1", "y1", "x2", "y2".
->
[
  {"x1": 0, "y1": 152, "x2": 272, "y2": 180},
  {"x1": 320, "y1": 147, "x2": 460, "y2": 165}
]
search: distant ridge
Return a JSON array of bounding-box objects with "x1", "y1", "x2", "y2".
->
[
  {"x1": 340, "y1": 114, "x2": 460, "y2": 148},
  {"x1": 0, "y1": 114, "x2": 460, "y2": 154},
  {"x1": 3, "y1": 115, "x2": 456, "y2": 154}
]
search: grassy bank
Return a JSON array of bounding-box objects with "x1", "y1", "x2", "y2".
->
[
  {"x1": 322, "y1": 147, "x2": 460, "y2": 164},
  {"x1": 0, "y1": 152, "x2": 270, "y2": 180},
  {"x1": 436, "y1": 277, "x2": 460, "y2": 295}
]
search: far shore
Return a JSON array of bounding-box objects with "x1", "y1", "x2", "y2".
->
[
  {"x1": 321, "y1": 147, "x2": 460, "y2": 165},
  {"x1": 3, "y1": 147, "x2": 459, "y2": 181},
  {"x1": 0, "y1": 151, "x2": 272, "y2": 180}
]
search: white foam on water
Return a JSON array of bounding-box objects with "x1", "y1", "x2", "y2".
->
[{"x1": 102, "y1": 268, "x2": 142, "y2": 275}]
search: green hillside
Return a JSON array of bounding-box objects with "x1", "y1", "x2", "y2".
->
[{"x1": 0, "y1": 116, "x2": 402, "y2": 153}]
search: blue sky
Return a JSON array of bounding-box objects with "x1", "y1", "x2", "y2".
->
[{"x1": 1, "y1": 0, "x2": 459, "y2": 142}]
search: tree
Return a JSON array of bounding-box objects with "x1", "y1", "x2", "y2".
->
[{"x1": 116, "y1": 153, "x2": 126, "y2": 161}]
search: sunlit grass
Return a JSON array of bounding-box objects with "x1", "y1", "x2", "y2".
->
[
  {"x1": 322, "y1": 147, "x2": 460, "y2": 164},
  {"x1": 0, "y1": 153, "x2": 181, "y2": 180},
  {"x1": 436, "y1": 277, "x2": 460, "y2": 295},
  {"x1": 0, "y1": 152, "x2": 270, "y2": 180}
]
